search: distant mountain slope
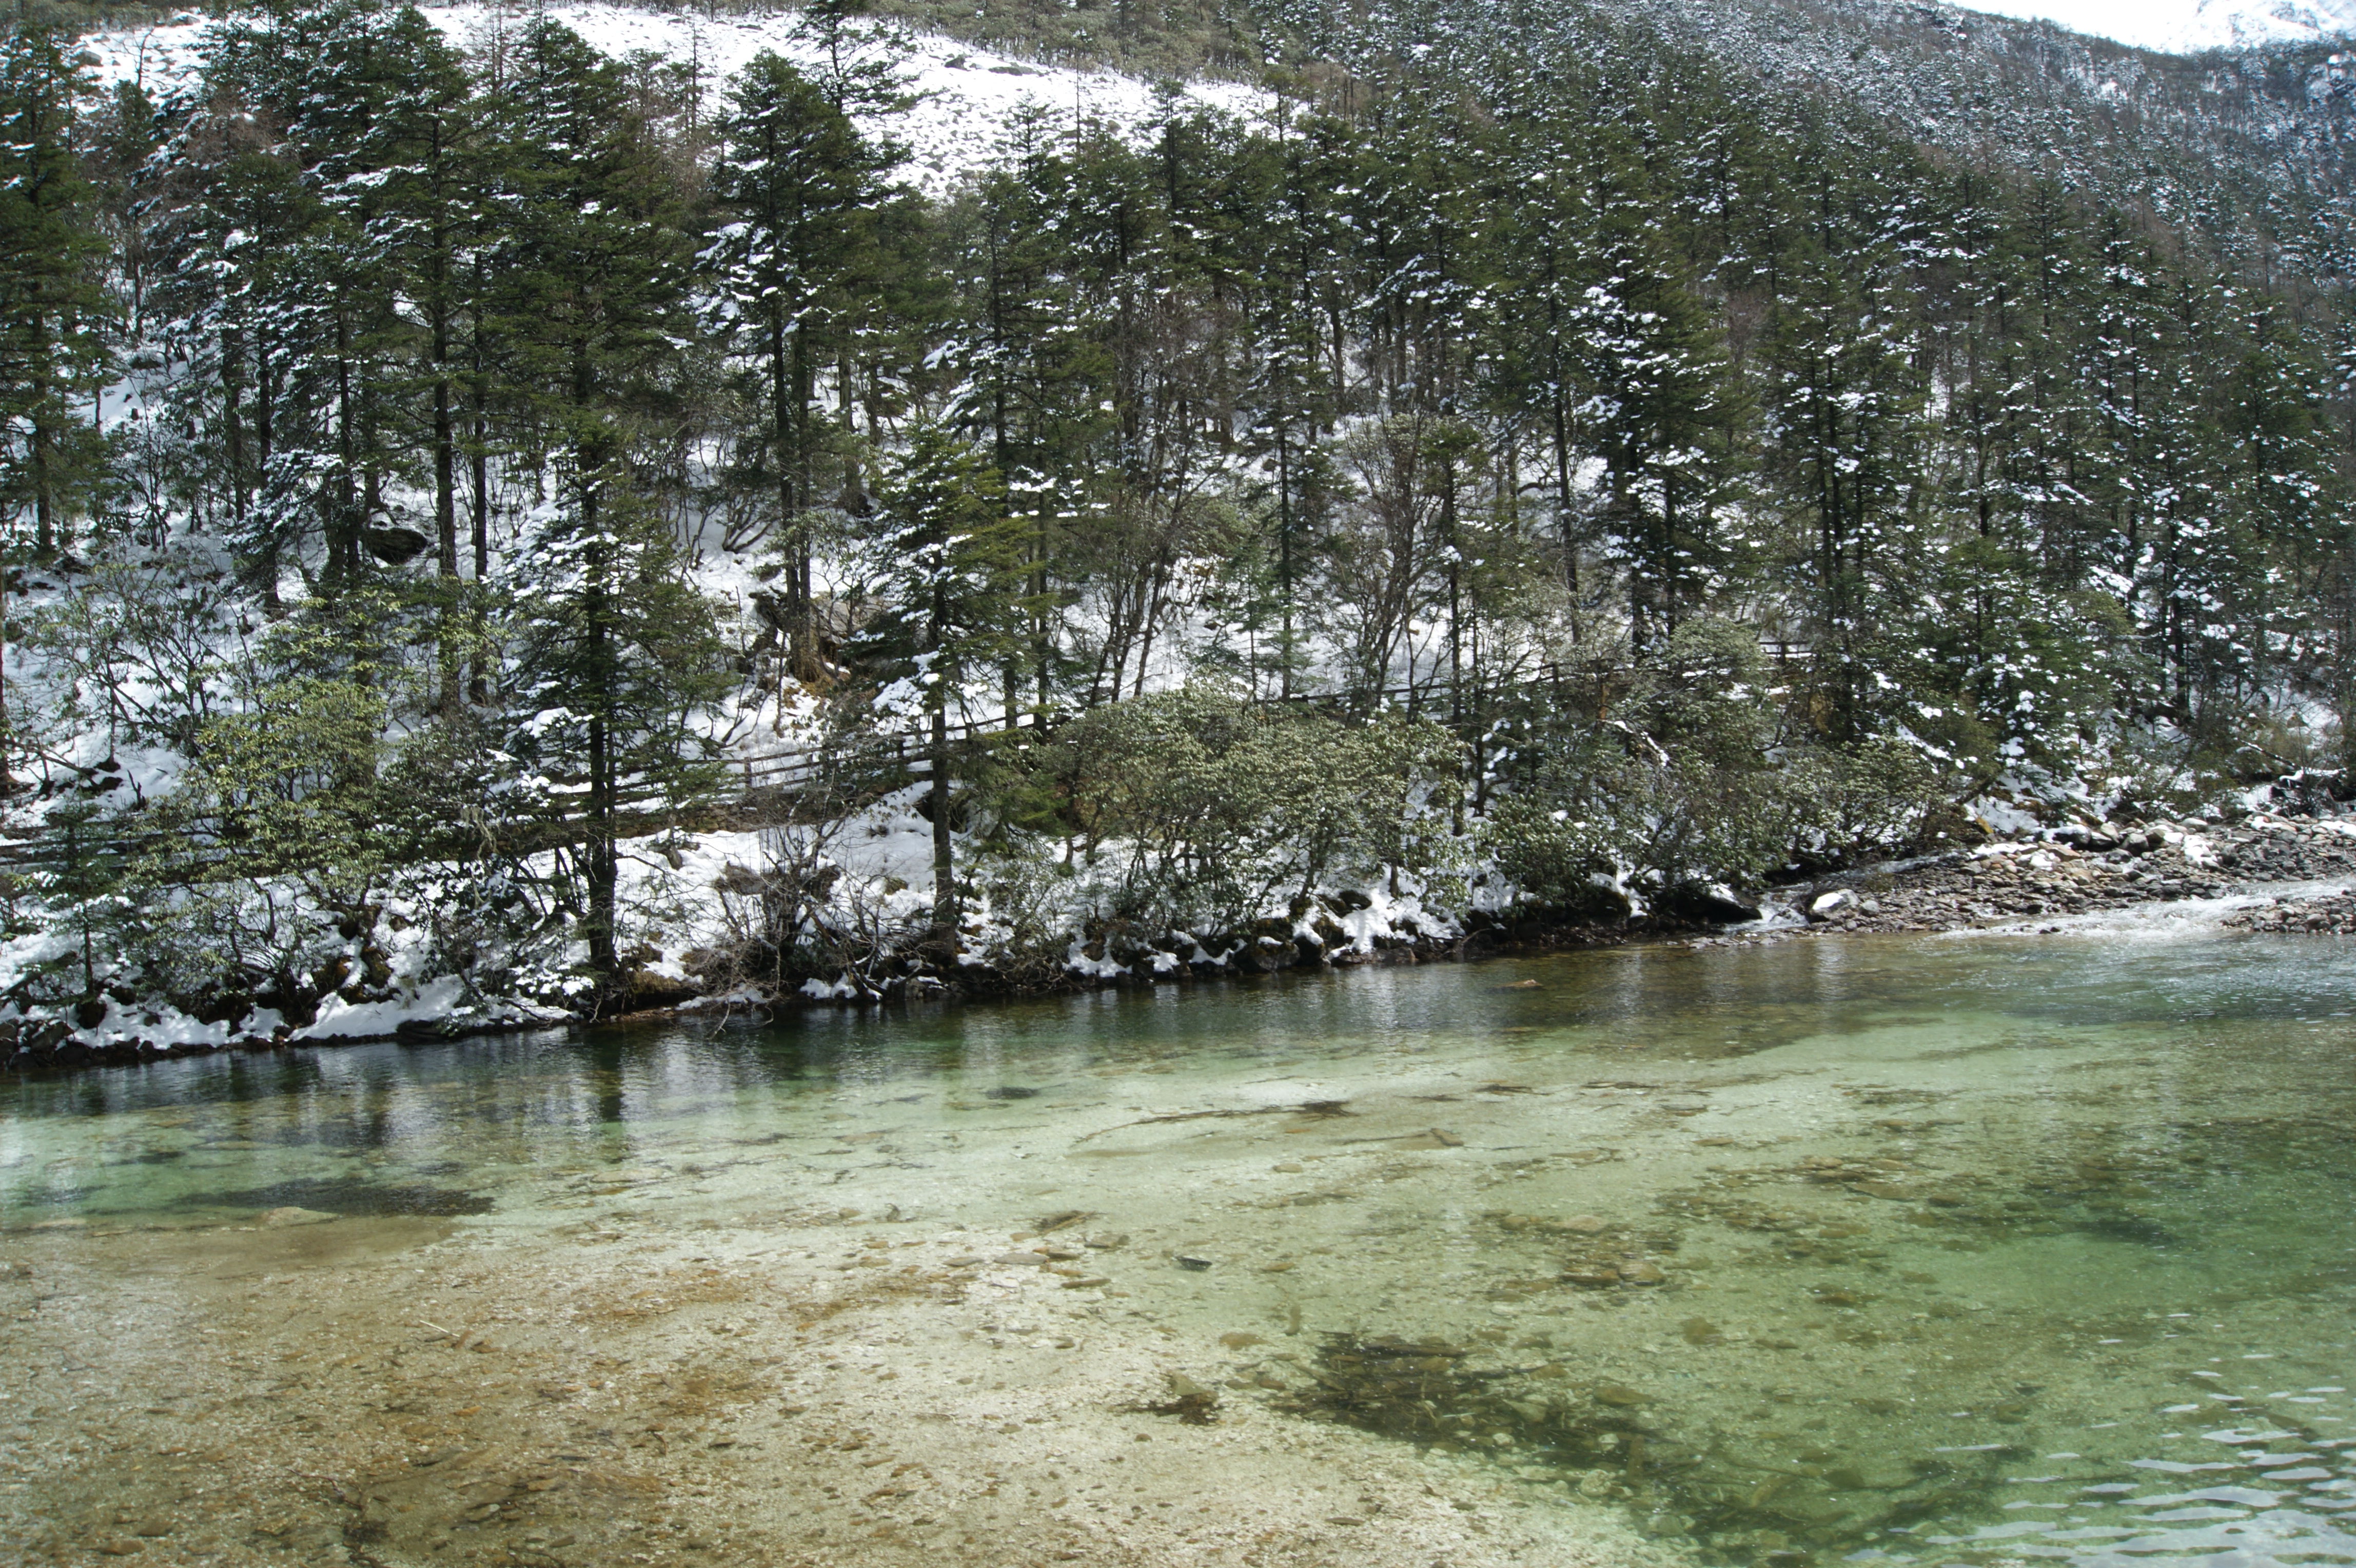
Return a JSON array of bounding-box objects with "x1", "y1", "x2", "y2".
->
[
  {"x1": 79, "y1": 0, "x2": 2356, "y2": 271},
  {"x1": 1261, "y1": 0, "x2": 2356, "y2": 267},
  {"x1": 1954, "y1": 0, "x2": 2356, "y2": 55},
  {"x1": 852, "y1": 0, "x2": 2356, "y2": 264}
]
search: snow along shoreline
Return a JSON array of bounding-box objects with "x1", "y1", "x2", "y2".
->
[{"x1": 11, "y1": 808, "x2": 2356, "y2": 1074}]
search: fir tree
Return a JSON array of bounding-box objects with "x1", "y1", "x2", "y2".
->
[
  {"x1": 0, "y1": 25, "x2": 112, "y2": 561},
  {"x1": 704, "y1": 50, "x2": 897, "y2": 678},
  {"x1": 492, "y1": 19, "x2": 720, "y2": 996},
  {"x1": 863, "y1": 425, "x2": 1031, "y2": 943},
  {"x1": 0, "y1": 25, "x2": 112, "y2": 793}
]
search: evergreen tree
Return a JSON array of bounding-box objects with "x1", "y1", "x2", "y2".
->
[
  {"x1": 1578, "y1": 221, "x2": 1745, "y2": 655},
  {"x1": 0, "y1": 25, "x2": 112, "y2": 793},
  {"x1": 0, "y1": 25, "x2": 111, "y2": 561},
  {"x1": 863, "y1": 425, "x2": 1030, "y2": 942},
  {"x1": 492, "y1": 19, "x2": 719, "y2": 995},
  {"x1": 704, "y1": 50, "x2": 897, "y2": 678}
]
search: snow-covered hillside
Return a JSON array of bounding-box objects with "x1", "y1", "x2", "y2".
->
[
  {"x1": 1948, "y1": 0, "x2": 2356, "y2": 53},
  {"x1": 80, "y1": 3, "x2": 1266, "y2": 193}
]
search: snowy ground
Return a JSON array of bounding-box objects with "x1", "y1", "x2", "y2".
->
[{"x1": 78, "y1": 2, "x2": 1270, "y2": 196}]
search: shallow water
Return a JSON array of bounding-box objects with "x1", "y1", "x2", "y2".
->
[{"x1": 8, "y1": 924, "x2": 2356, "y2": 1565}]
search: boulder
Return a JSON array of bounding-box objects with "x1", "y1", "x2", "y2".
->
[
  {"x1": 362, "y1": 525, "x2": 431, "y2": 565},
  {"x1": 2272, "y1": 768, "x2": 2354, "y2": 815},
  {"x1": 1659, "y1": 881, "x2": 1762, "y2": 925},
  {"x1": 623, "y1": 968, "x2": 698, "y2": 1008},
  {"x1": 1807, "y1": 888, "x2": 1860, "y2": 921}
]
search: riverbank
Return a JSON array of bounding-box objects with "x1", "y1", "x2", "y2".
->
[
  {"x1": 13, "y1": 807, "x2": 2356, "y2": 1075},
  {"x1": 1723, "y1": 811, "x2": 2356, "y2": 942}
]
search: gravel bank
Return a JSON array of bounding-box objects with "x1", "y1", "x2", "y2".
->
[{"x1": 1714, "y1": 813, "x2": 2356, "y2": 940}]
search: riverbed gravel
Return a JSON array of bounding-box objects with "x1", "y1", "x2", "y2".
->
[{"x1": 0, "y1": 1212, "x2": 1696, "y2": 1568}]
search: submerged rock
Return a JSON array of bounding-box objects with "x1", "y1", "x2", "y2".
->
[
  {"x1": 1138, "y1": 1373, "x2": 1220, "y2": 1424},
  {"x1": 257, "y1": 1206, "x2": 339, "y2": 1228}
]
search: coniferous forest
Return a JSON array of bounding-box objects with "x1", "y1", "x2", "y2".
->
[{"x1": 6, "y1": 0, "x2": 2356, "y2": 1043}]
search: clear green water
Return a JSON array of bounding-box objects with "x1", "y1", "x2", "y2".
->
[{"x1": 9, "y1": 923, "x2": 2356, "y2": 1564}]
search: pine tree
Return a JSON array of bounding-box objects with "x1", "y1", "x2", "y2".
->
[
  {"x1": 492, "y1": 19, "x2": 721, "y2": 995},
  {"x1": 0, "y1": 25, "x2": 111, "y2": 561},
  {"x1": 1233, "y1": 96, "x2": 1347, "y2": 694},
  {"x1": 938, "y1": 128, "x2": 1113, "y2": 710},
  {"x1": 0, "y1": 25, "x2": 112, "y2": 793},
  {"x1": 704, "y1": 50, "x2": 896, "y2": 678},
  {"x1": 1577, "y1": 214, "x2": 1745, "y2": 656},
  {"x1": 1762, "y1": 225, "x2": 1927, "y2": 735},
  {"x1": 364, "y1": 6, "x2": 478, "y2": 707},
  {"x1": 863, "y1": 425, "x2": 1031, "y2": 943}
]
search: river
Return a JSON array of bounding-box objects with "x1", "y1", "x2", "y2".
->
[{"x1": 5, "y1": 916, "x2": 2355, "y2": 1567}]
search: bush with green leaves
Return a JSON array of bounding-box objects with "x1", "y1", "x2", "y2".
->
[
  {"x1": 1002, "y1": 683, "x2": 1463, "y2": 937},
  {"x1": 1488, "y1": 620, "x2": 1944, "y2": 908},
  {"x1": 1789, "y1": 735, "x2": 1944, "y2": 865},
  {"x1": 90, "y1": 625, "x2": 572, "y2": 1021}
]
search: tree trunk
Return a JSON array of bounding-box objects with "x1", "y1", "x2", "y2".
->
[
  {"x1": 578, "y1": 326, "x2": 620, "y2": 996},
  {"x1": 331, "y1": 309, "x2": 359, "y2": 584},
  {"x1": 1, "y1": 525, "x2": 10, "y2": 795},
  {"x1": 30, "y1": 312, "x2": 53, "y2": 558},
  {"x1": 583, "y1": 468, "x2": 620, "y2": 993},
  {"x1": 1553, "y1": 390, "x2": 1577, "y2": 600},
  {"x1": 928, "y1": 619, "x2": 957, "y2": 946},
  {"x1": 771, "y1": 310, "x2": 812, "y2": 680},
  {"x1": 253, "y1": 332, "x2": 279, "y2": 607},
  {"x1": 1277, "y1": 418, "x2": 1294, "y2": 698},
  {"x1": 468, "y1": 250, "x2": 491, "y2": 703},
  {"x1": 223, "y1": 325, "x2": 247, "y2": 530},
  {"x1": 433, "y1": 273, "x2": 459, "y2": 715},
  {"x1": 1443, "y1": 451, "x2": 1461, "y2": 723}
]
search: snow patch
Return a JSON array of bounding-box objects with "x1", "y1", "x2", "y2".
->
[
  {"x1": 80, "y1": 3, "x2": 1270, "y2": 199},
  {"x1": 296, "y1": 974, "x2": 469, "y2": 1040}
]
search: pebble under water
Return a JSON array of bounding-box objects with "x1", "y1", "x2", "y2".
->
[{"x1": 6, "y1": 918, "x2": 2356, "y2": 1566}]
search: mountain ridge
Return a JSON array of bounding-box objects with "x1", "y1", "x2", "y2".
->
[{"x1": 1953, "y1": 0, "x2": 2356, "y2": 56}]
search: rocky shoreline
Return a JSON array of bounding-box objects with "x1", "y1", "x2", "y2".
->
[
  {"x1": 1718, "y1": 811, "x2": 2356, "y2": 942},
  {"x1": 16, "y1": 810, "x2": 2356, "y2": 1076},
  {"x1": 2224, "y1": 888, "x2": 2356, "y2": 934}
]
